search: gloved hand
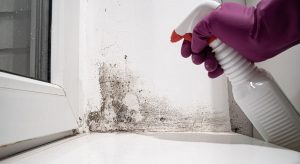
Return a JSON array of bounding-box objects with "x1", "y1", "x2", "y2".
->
[{"x1": 181, "y1": 0, "x2": 300, "y2": 78}]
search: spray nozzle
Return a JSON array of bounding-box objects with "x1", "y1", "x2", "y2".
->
[{"x1": 170, "y1": 1, "x2": 220, "y2": 43}]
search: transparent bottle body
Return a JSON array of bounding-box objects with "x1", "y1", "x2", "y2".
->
[{"x1": 210, "y1": 39, "x2": 300, "y2": 151}]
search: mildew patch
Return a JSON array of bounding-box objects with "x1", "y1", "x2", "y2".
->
[
  {"x1": 87, "y1": 63, "x2": 143, "y2": 132},
  {"x1": 85, "y1": 63, "x2": 230, "y2": 132}
]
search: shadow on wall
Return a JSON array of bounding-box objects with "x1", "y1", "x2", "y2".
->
[{"x1": 84, "y1": 62, "x2": 230, "y2": 133}]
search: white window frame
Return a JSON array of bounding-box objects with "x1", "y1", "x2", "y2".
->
[{"x1": 0, "y1": 0, "x2": 81, "y2": 158}]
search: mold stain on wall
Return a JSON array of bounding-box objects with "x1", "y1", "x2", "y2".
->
[
  {"x1": 81, "y1": 0, "x2": 230, "y2": 132},
  {"x1": 85, "y1": 62, "x2": 230, "y2": 133}
]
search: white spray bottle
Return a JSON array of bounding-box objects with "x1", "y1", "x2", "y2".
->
[{"x1": 171, "y1": 1, "x2": 300, "y2": 151}]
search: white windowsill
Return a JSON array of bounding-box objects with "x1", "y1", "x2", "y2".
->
[
  {"x1": 2, "y1": 133, "x2": 299, "y2": 164},
  {"x1": 0, "y1": 72, "x2": 65, "y2": 96}
]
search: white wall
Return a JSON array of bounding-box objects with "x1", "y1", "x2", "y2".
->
[{"x1": 78, "y1": 0, "x2": 231, "y2": 132}]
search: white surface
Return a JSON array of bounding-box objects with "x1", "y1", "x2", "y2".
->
[
  {"x1": 0, "y1": 0, "x2": 77, "y2": 149},
  {"x1": 0, "y1": 72, "x2": 64, "y2": 95},
  {"x1": 0, "y1": 71, "x2": 77, "y2": 147},
  {"x1": 51, "y1": 0, "x2": 83, "y2": 120},
  {"x1": 0, "y1": 131, "x2": 73, "y2": 159},
  {"x1": 1, "y1": 133, "x2": 300, "y2": 164},
  {"x1": 78, "y1": 0, "x2": 230, "y2": 126},
  {"x1": 0, "y1": 84, "x2": 77, "y2": 146},
  {"x1": 0, "y1": 72, "x2": 77, "y2": 146}
]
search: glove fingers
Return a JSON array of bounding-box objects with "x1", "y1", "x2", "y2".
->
[
  {"x1": 208, "y1": 65, "x2": 224, "y2": 78},
  {"x1": 191, "y1": 34, "x2": 208, "y2": 54},
  {"x1": 191, "y1": 50, "x2": 206, "y2": 65},
  {"x1": 204, "y1": 47, "x2": 224, "y2": 78},
  {"x1": 181, "y1": 40, "x2": 192, "y2": 58},
  {"x1": 191, "y1": 20, "x2": 211, "y2": 53},
  {"x1": 191, "y1": 46, "x2": 212, "y2": 65},
  {"x1": 204, "y1": 52, "x2": 218, "y2": 72}
]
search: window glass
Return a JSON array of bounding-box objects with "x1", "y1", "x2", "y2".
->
[{"x1": 0, "y1": 0, "x2": 51, "y2": 82}]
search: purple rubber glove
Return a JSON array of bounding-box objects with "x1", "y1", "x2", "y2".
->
[{"x1": 182, "y1": 0, "x2": 300, "y2": 78}]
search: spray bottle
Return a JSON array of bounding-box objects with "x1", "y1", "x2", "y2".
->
[{"x1": 171, "y1": 1, "x2": 300, "y2": 151}]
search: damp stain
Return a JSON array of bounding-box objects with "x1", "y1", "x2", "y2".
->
[{"x1": 85, "y1": 63, "x2": 230, "y2": 133}]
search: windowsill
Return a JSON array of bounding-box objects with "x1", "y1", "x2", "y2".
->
[
  {"x1": 0, "y1": 71, "x2": 65, "y2": 96},
  {"x1": 2, "y1": 133, "x2": 299, "y2": 164}
]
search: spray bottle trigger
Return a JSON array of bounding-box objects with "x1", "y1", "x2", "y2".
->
[
  {"x1": 171, "y1": 30, "x2": 216, "y2": 45},
  {"x1": 170, "y1": 30, "x2": 192, "y2": 43}
]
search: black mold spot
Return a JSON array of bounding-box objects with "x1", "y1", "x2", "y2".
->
[
  {"x1": 233, "y1": 127, "x2": 240, "y2": 133},
  {"x1": 72, "y1": 129, "x2": 79, "y2": 135}
]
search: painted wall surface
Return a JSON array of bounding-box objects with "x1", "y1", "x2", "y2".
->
[{"x1": 78, "y1": 0, "x2": 231, "y2": 132}]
